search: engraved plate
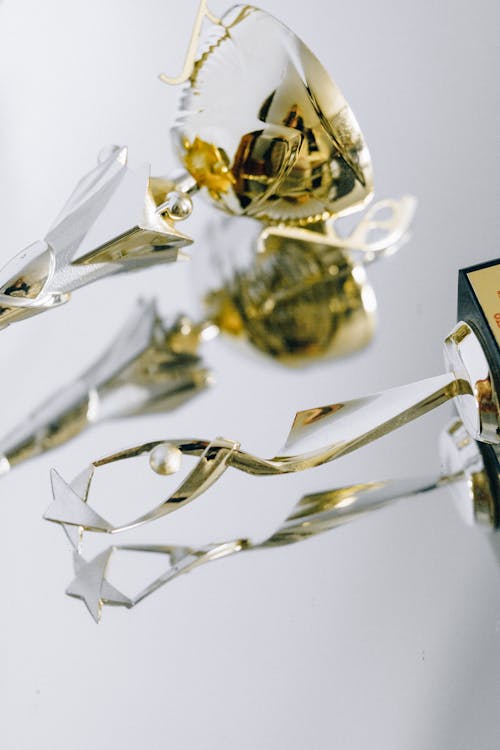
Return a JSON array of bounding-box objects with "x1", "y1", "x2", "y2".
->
[{"x1": 467, "y1": 260, "x2": 500, "y2": 347}]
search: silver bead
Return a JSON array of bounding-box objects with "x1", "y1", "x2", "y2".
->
[{"x1": 162, "y1": 191, "x2": 193, "y2": 221}]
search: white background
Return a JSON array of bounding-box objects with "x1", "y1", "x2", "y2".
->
[{"x1": 1, "y1": 1, "x2": 499, "y2": 748}]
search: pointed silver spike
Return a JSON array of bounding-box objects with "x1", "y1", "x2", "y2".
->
[
  {"x1": 0, "y1": 298, "x2": 212, "y2": 475},
  {"x1": 0, "y1": 146, "x2": 193, "y2": 330},
  {"x1": 282, "y1": 373, "x2": 471, "y2": 458}
]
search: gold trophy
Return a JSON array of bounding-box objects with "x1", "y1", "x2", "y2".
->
[
  {"x1": 1, "y1": 1, "x2": 425, "y2": 620},
  {"x1": 0, "y1": 2, "x2": 413, "y2": 355},
  {"x1": 0, "y1": 3, "x2": 415, "y2": 481},
  {"x1": 165, "y1": 2, "x2": 415, "y2": 363}
]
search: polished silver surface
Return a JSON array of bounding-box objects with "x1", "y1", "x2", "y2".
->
[
  {"x1": 444, "y1": 321, "x2": 500, "y2": 444},
  {"x1": 43, "y1": 349, "x2": 498, "y2": 535},
  {"x1": 0, "y1": 147, "x2": 192, "y2": 329},
  {"x1": 286, "y1": 321, "x2": 500, "y2": 455},
  {"x1": 0, "y1": 299, "x2": 212, "y2": 475},
  {"x1": 55, "y1": 419, "x2": 482, "y2": 622},
  {"x1": 439, "y1": 419, "x2": 494, "y2": 528},
  {"x1": 256, "y1": 194, "x2": 416, "y2": 264},
  {"x1": 285, "y1": 372, "x2": 469, "y2": 454},
  {"x1": 66, "y1": 549, "x2": 132, "y2": 622}
]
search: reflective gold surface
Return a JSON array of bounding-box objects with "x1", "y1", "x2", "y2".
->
[
  {"x1": 206, "y1": 227, "x2": 375, "y2": 363},
  {"x1": 202, "y1": 197, "x2": 414, "y2": 364},
  {"x1": 159, "y1": 0, "x2": 222, "y2": 85},
  {"x1": 183, "y1": 137, "x2": 236, "y2": 195},
  {"x1": 45, "y1": 372, "x2": 474, "y2": 535},
  {"x1": 50, "y1": 433, "x2": 473, "y2": 621},
  {"x1": 467, "y1": 262, "x2": 500, "y2": 348},
  {"x1": 471, "y1": 466, "x2": 498, "y2": 528},
  {"x1": 444, "y1": 321, "x2": 500, "y2": 443},
  {"x1": 171, "y1": 5, "x2": 373, "y2": 223}
]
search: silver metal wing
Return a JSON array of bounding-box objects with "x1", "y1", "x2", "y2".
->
[{"x1": 0, "y1": 147, "x2": 192, "y2": 329}]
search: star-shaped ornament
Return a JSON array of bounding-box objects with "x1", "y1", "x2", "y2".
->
[
  {"x1": 66, "y1": 549, "x2": 132, "y2": 623},
  {"x1": 45, "y1": 469, "x2": 112, "y2": 533}
]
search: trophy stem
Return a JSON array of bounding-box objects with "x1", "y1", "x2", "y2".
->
[
  {"x1": 280, "y1": 372, "x2": 471, "y2": 461},
  {"x1": 258, "y1": 471, "x2": 466, "y2": 547}
]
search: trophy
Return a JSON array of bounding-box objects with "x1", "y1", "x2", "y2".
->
[
  {"x1": 166, "y1": 2, "x2": 415, "y2": 363},
  {"x1": 0, "y1": 299, "x2": 214, "y2": 477},
  {"x1": 0, "y1": 2, "x2": 427, "y2": 619},
  {"x1": 0, "y1": 4, "x2": 416, "y2": 481},
  {"x1": 44, "y1": 257, "x2": 499, "y2": 620},
  {"x1": 0, "y1": 3, "x2": 414, "y2": 371},
  {"x1": 200, "y1": 197, "x2": 414, "y2": 365},
  {"x1": 0, "y1": 147, "x2": 194, "y2": 330}
]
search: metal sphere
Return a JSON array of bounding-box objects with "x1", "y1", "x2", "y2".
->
[
  {"x1": 163, "y1": 191, "x2": 193, "y2": 221},
  {"x1": 149, "y1": 442, "x2": 183, "y2": 476}
]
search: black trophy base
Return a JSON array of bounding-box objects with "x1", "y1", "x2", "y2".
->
[
  {"x1": 477, "y1": 442, "x2": 500, "y2": 528},
  {"x1": 458, "y1": 258, "x2": 500, "y2": 526}
]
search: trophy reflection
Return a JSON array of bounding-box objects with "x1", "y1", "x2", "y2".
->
[
  {"x1": 202, "y1": 197, "x2": 414, "y2": 364},
  {"x1": 12, "y1": 1, "x2": 493, "y2": 621},
  {"x1": 163, "y1": 2, "x2": 416, "y2": 364},
  {"x1": 0, "y1": 300, "x2": 214, "y2": 477},
  {"x1": 44, "y1": 258, "x2": 499, "y2": 620}
]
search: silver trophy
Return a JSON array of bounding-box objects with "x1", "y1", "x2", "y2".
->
[
  {"x1": 45, "y1": 259, "x2": 499, "y2": 620},
  {"x1": 0, "y1": 299, "x2": 214, "y2": 477},
  {"x1": 0, "y1": 147, "x2": 194, "y2": 330}
]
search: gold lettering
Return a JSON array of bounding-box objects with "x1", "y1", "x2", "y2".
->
[{"x1": 159, "y1": 0, "x2": 222, "y2": 86}]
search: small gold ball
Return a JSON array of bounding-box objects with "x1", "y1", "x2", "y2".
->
[{"x1": 149, "y1": 443, "x2": 183, "y2": 476}]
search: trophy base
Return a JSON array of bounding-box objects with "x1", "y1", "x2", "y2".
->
[
  {"x1": 440, "y1": 420, "x2": 499, "y2": 530},
  {"x1": 476, "y1": 443, "x2": 500, "y2": 528},
  {"x1": 458, "y1": 257, "x2": 500, "y2": 400}
]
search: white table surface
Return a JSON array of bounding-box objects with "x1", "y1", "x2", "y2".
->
[{"x1": 1, "y1": 1, "x2": 499, "y2": 748}]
